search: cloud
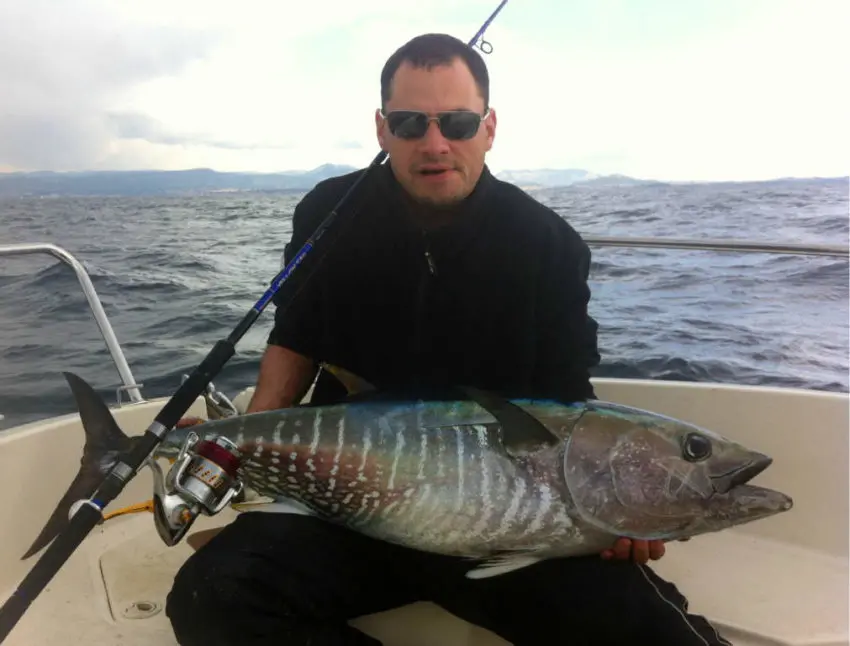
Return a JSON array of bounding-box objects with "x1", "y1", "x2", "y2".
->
[
  {"x1": 0, "y1": 0, "x2": 218, "y2": 170},
  {"x1": 0, "y1": 0, "x2": 513, "y2": 172},
  {"x1": 0, "y1": 0, "x2": 846, "y2": 180},
  {"x1": 105, "y1": 113, "x2": 298, "y2": 151}
]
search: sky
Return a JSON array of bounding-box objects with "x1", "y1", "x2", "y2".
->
[{"x1": 0, "y1": 0, "x2": 847, "y2": 182}]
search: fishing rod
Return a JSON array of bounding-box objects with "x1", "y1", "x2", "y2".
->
[{"x1": 0, "y1": 1, "x2": 510, "y2": 641}]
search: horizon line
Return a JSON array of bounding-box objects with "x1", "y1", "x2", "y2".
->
[{"x1": 0, "y1": 164, "x2": 846, "y2": 185}]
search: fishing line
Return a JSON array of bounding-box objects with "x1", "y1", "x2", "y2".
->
[{"x1": 0, "y1": 1, "x2": 510, "y2": 641}]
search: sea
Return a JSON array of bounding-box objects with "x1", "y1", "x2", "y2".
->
[{"x1": 0, "y1": 177, "x2": 848, "y2": 430}]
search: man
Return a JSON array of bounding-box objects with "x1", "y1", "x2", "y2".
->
[{"x1": 166, "y1": 33, "x2": 731, "y2": 646}]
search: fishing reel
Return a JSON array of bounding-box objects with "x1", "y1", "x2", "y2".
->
[{"x1": 149, "y1": 430, "x2": 245, "y2": 546}]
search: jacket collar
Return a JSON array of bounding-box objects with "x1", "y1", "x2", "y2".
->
[{"x1": 375, "y1": 161, "x2": 496, "y2": 258}]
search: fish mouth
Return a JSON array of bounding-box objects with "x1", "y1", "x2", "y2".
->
[
  {"x1": 711, "y1": 454, "x2": 772, "y2": 495},
  {"x1": 719, "y1": 483, "x2": 794, "y2": 514}
]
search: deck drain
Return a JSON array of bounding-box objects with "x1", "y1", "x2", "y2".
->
[{"x1": 123, "y1": 600, "x2": 162, "y2": 619}]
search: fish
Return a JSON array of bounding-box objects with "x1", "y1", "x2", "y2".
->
[{"x1": 22, "y1": 370, "x2": 793, "y2": 579}]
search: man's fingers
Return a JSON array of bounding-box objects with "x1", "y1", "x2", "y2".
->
[
  {"x1": 649, "y1": 540, "x2": 666, "y2": 561},
  {"x1": 631, "y1": 539, "x2": 651, "y2": 564},
  {"x1": 603, "y1": 537, "x2": 667, "y2": 562},
  {"x1": 612, "y1": 538, "x2": 632, "y2": 560}
]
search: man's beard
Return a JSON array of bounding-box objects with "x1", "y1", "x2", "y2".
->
[{"x1": 410, "y1": 191, "x2": 464, "y2": 210}]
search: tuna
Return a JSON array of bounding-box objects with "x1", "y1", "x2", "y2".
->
[{"x1": 23, "y1": 371, "x2": 793, "y2": 578}]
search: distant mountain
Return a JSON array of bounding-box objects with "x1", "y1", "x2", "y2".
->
[
  {"x1": 1, "y1": 164, "x2": 842, "y2": 197},
  {"x1": 0, "y1": 164, "x2": 359, "y2": 197},
  {"x1": 0, "y1": 164, "x2": 669, "y2": 197},
  {"x1": 495, "y1": 168, "x2": 595, "y2": 187},
  {"x1": 494, "y1": 169, "x2": 659, "y2": 188},
  {"x1": 569, "y1": 173, "x2": 665, "y2": 188}
]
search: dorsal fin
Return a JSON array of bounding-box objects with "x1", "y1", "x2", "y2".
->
[{"x1": 457, "y1": 386, "x2": 559, "y2": 454}]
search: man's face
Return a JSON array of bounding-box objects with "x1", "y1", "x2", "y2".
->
[{"x1": 375, "y1": 57, "x2": 496, "y2": 208}]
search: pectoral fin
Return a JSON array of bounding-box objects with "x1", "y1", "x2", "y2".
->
[
  {"x1": 230, "y1": 500, "x2": 274, "y2": 512},
  {"x1": 465, "y1": 552, "x2": 543, "y2": 579},
  {"x1": 232, "y1": 496, "x2": 317, "y2": 517}
]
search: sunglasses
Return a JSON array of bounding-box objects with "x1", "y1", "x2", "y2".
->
[{"x1": 381, "y1": 109, "x2": 490, "y2": 141}]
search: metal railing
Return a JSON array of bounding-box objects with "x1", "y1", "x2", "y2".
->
[
  {"x1": 0, "y1": 236, "x2": 847, "y2": 419},
  {"x1": 582, "y1": 236, "x2": 849, "y2": 258},
  {"x1": 0, "y1": 243, "x2": 144, "y2": 404}
]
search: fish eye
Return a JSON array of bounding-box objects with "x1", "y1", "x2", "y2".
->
[{"x1": 682, "y1": 433, "x2": 712, "y2": 462}]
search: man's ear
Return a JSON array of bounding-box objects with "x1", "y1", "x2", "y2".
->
[
  {"x1": 375, "y1": 108, "x2": 387, "y2": 151},
  {"x1": 484, "y1": 107, "x2": 497, "y2": 151}
]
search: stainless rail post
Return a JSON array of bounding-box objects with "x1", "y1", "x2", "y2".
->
[{"x1": 0, "y1": 243, "x2": 144, "y2": 404}]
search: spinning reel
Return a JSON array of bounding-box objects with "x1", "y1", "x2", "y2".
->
[{"x1": 149, "y1": 430, "x2": 245, "y2": 545}]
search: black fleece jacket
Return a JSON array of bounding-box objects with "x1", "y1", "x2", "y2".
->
[{"x1": 267, "y1": 162, "x2": 600, "y2": 405}]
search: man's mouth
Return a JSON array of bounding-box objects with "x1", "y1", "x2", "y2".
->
[{"x1": 417, "y1": 167, "x2": 453, "y2": 177}]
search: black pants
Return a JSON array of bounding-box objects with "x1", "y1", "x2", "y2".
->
[{"x1": 165, "y1": 513, "x2": 731, "y2": 646}]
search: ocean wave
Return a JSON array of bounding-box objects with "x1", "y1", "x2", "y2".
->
[
  {"x1": 0, "y1": 180, "x2": 847, "y2": 430},
  {"x1": 593, "y1": 357, "x2": 846, "y2": 392}
]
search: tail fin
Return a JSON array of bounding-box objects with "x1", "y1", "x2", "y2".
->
[{"x1": 21, "y1": 372, "x2": 133, "y2": 559}]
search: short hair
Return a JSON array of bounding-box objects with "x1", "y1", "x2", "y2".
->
[{"x1": 380, "y1": 33, "x2": 490, "y2": 110}]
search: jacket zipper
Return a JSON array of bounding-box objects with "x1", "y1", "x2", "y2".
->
[
  {"x1": 413, "y1": 230, "x2": 437, "y2": 383},
  {"x1": 424, "y1": 249, "x2": 437, "y2": 276}
]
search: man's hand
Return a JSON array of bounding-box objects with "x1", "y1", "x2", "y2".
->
[{"x1": 601, "y1": 538, "x2": 666, "y2": 564}]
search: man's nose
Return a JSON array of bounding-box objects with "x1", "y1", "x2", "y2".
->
[{"x1": 418, "y1": 120, "x2": 451, "y2": 155}]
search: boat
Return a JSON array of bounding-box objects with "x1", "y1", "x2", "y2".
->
[{"x1": 0, "y1": 238, "x2": 847, "y2": 646}]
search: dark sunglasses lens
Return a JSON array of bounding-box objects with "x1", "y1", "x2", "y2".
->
[
  {"x1": 385, "y1": 111, "x2": 483, "y2": 140},
  {"x1": 387, "y1": 112, "x2": 428, "y2": 139},
  {"x1": 439, "y1": 113, "x2": 481, "y2": 140}
]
